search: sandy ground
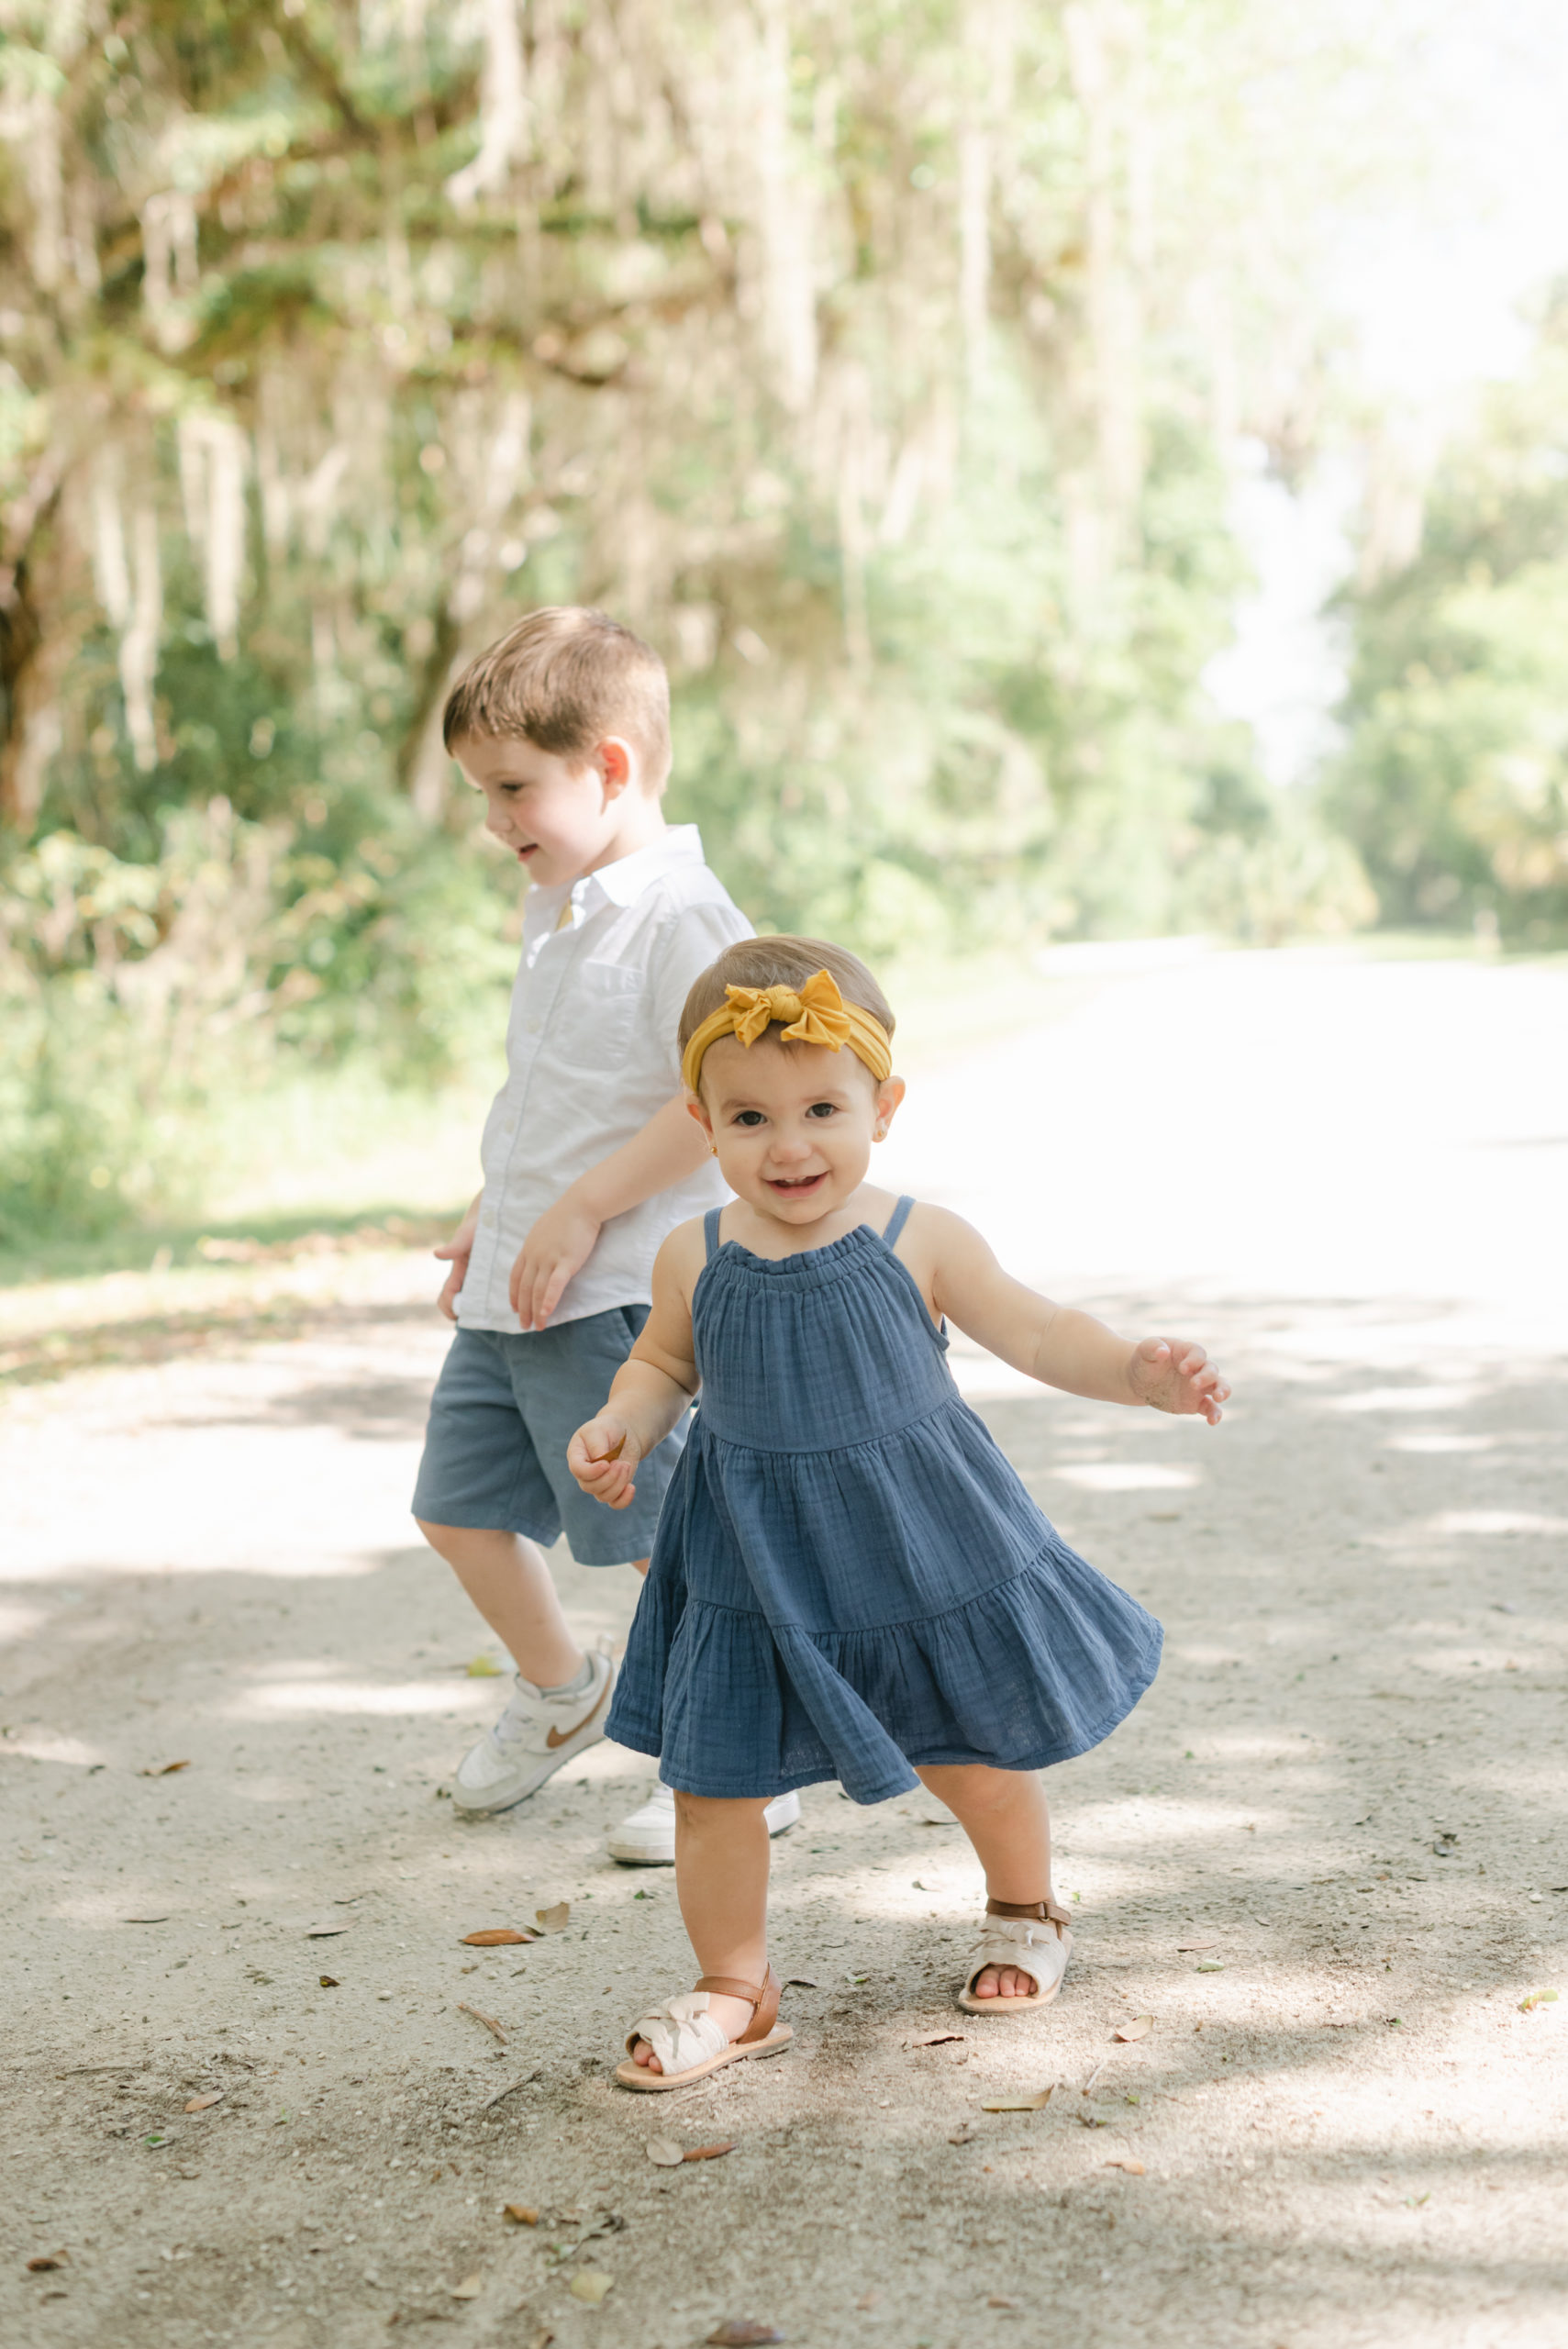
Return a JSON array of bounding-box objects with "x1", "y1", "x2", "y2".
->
[{"x1": 3, "y1": 944, "x2": 1565, "y2": 2349}]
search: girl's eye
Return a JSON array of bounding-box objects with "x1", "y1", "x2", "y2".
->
[
  {"x1": 806, "y1": 1101, "x2": 837, "y2": 1119},
  {"x1": 733, "y1": 1109, "x2": 765, "y2": 1128}
]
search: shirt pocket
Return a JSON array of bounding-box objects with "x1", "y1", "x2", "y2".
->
[{"x1": 573, "y1": 960, "x2": 646, "y2": 1069}]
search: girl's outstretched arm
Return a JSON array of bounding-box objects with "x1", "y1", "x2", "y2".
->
[
  {"x1": 925, "y1": 1207, "x2": 1229, "y2": 1423},
  {"x1": 567, "y1": 1221, "x2": 706, "y2": 1508}
]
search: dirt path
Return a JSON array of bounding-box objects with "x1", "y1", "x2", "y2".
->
[{"x1": 3, "y1": 947, "x2": 1565, "y2": 2349}]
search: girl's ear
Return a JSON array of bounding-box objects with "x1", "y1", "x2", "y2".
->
[
  {"x1": 872, "y1": 1074, "x2": 906, "y2": 1139},
  {"x1": 685, "y1": 1091, "x2": 717, "y2": 1150}
]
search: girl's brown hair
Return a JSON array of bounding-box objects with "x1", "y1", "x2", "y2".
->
[{"x1": 678, "y1": 935, "x2": 895, "y2": 1062}]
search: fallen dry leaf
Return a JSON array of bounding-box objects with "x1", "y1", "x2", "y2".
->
[
  {"x1": 503, "y1": 2204, "x2": 539, "y2": 2225},
  {"x1": 461, "y1": 1929, "x2": 537, "y2": 1947},
  {"x1": 646, "y1": 2138, "x2": 684, "y2": 2168},
  {"x1": 980, "y1": 2087, "x2": 1052, "y2": 2111},
  {"x1": 908, "y1": 2031, "x2": 963, "y2": 2048},
  {"x1": 784, "y1": 1976, "x2": 817, "y2": 1988},
  {"x1": 449, "y1": 2273, "x2": 483, "y2": 2299},
  {"x1": 1195, "y1": 1960, "x2": 1226, "y2": 1974},
  {"x1": 138, "y1": 1760, "x2": 191, "y2": 1776},
  {"x1": 123, "y1": 1915, "x2": 170, "y2": 1924},
  {"x1": 458, "y1": 2002, "x2": 507, "y2": 2043},
  {"x1": 305, "y1": 1922, "x2": 350, "y2": 1939},
  {"x1": 534, "y1": 1902, "x2": 571, "y2": 1933},
  {"x1": 987, "y1": 2297, "x2": 1019, "y2": 2310},
  {"x1": 1114, "y1": 2015, "x2": 1154, "y2": 2042},
  {"x1": 706, "y1": 2325, "x2": 784, "y2": 2346},
  {"x1": 318, "y1": 1976, "x2": 340, "y2": 1989},
  {"x1": 1106, "y1": 2157, "x2": 1147, "y2": 2175},
  {"x1": 568, "y1": 2270, "x2": 613, "y2": 2306},
  {"x1": 466, "y1": 1655, "x2": 503, "y2": 1677},
  {"x1": 1176, "y1": 1940, "x2": 1218, "y2": 1953},
  {"x1": 684, "y1": 2141, "x2": 738, "y2": 2163},
  {"x1": 26, "y1": 2254, "x2": 68, "y2": 2273},
  {"x1": 1518, "y1": 1989, "x2": 1559, "y2": 2012},
  {"x1": 183, "y1": 2092, "x2": 224, "y2": 2113}
]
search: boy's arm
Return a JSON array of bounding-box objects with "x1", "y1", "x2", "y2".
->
[
  {"x1": 567, "y1": 1224, "x2": 703, "y2": 1509},
  {"x1": 509, "y1": 1095, "x2": 709, "y2": 1330},
  {"x1": 925, "y1": 1207, "x2": 1229, "y2": 1423},
  {"x1": 434, "y1": 1189, "x2": 484, "y2": 1321}
]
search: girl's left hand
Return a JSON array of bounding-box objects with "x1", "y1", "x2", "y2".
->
[{"x1": 1128, "y1": 1337, "x2": 1229, "y2": 1423}]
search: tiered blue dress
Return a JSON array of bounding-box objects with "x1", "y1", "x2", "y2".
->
[{"x1": 606, "y1": 1197, "x2": 1162, "y2": 1804}]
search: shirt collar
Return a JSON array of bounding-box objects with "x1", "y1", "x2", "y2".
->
[
  {"x1": 579, "y1": 824, "x2": 705, "y2": 911},
  {"x1": 525, "y1": 826, "x2": 706, "y2": 944}
]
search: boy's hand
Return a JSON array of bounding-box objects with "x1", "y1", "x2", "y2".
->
[
  {"x1": 1127, "y1": 1338, "x2": 1229, "y2": 1424},
  {"x1": 433, "y1": 1197, "x2": 482, "y2": 1322},
  {"x1": 567, "y1": 1415, "x2": 642, "y2": 1508},
  {"x1": 509, "y1": 1196, "x2": 603, "y2": 1330}
]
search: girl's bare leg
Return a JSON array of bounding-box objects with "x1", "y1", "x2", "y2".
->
[
  {"x1": 917, "y1": 1764, "x2": 1057, "y2": 1999},
  {"x1": 633, "y1": 1792, "x2": 772, "y2": 2072}
]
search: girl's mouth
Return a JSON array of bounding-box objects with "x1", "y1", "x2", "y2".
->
[{"x1": 765, "y1": 1172, "x2": 828, "y2": 1197}]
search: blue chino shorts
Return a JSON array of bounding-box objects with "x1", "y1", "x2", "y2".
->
[{"x1": 411, "y1": 1306, "x2": 684, "y2": 1566}]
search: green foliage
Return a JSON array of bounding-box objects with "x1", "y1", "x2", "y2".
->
[
  {"x1": 0, "y1": 0, "x2": 1398, "y2": 1237},
  {"x1": 1327, "y1": 294, "x2": 1568, "y2": 945}
]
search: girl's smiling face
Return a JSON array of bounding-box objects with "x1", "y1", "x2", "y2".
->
[{"x1": 693, "y1": 1033, "x2": 905, "y2": 1226}]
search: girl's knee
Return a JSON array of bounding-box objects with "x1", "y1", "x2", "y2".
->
[
  {"x1": 922, "y1": 1764, "x2": 1042, "y2": 1818},
  {"x1": 673, "y1": 1789, "x2": 770, "y2": 1829}
]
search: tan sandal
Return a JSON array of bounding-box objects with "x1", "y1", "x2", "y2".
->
[
  {"x1": 615, "y1": 1965, "x2": 793, "y2": 2091},
  {"x1": 957, "y1": 1897, "x2": 1074, "y2": 2014}
]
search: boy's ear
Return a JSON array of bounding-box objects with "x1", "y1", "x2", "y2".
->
[{"x1": 595, "y1": 737, "x2": 636, "y2": 799}]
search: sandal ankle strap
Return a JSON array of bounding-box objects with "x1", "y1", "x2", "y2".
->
[
  {"x1": 986, "y1": 1896, "x2": 1073, "y2": 1931},
  {"x1": 695, "y1": 1973, "x2": 765, "y2": 2005},
  {"x1": 693, "y1": 1965, "x2": 781, "y2": 2044}
]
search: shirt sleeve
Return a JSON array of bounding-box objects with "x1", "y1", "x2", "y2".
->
[{"x1": 648, "y1": 894, "x2": 755, "y2": 1085}]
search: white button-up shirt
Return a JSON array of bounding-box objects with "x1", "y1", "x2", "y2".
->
[{"x1": 457, "y1": 825, "x2": 751, "y2": 1331}]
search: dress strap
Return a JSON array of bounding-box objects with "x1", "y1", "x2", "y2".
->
[
  {"x1": 881, "y1": 1194, "x2": 917, "y2": 1249},
  {"x1": 703, "y1": 1205, "x2": 725, "y2": 1262}
]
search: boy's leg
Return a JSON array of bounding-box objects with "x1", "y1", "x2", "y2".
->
[
  {"x1": 917, "y1": 1763, "x2": 1056, "y2": 1999},
  {"x1": 629, "y1": 1793, "x2": 773, "y2": 2073},
  {"x1": 416, "y1": 1520, "x2": 584, "y2": 1689}
]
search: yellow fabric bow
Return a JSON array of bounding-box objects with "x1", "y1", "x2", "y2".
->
[{"x1": 682, "y1": 968, "x2": 893, "y2": 1094}]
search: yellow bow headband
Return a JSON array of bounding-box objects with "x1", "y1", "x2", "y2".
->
[{"x1": 682, "y1": 969, "x2": 893, "y2": 1094}]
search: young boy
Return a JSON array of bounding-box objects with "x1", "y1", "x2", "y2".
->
[{"x1": 412, "y1": 606, "x2": 799, "y2": 1862}]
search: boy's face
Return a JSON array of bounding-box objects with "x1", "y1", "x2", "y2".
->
[
  {"x1": 452, "y1": 730, "x2": 636, "y2": 888},
  {"x1": 692, "y1": 1034, "x2": 905, "y2": 1229}
]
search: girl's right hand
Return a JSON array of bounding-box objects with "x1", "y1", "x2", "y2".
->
[{"x1": 567, "y1": 1414, "x2": 642, "y2": 1508}]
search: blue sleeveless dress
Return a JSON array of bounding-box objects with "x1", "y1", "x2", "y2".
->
[{"x1": 606, "y1": 1197, "x2": 1162, "y2": 1805}]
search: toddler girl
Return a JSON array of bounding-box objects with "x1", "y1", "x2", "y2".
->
[{"x1": 568, "y1": 937, "x2": 1228, "y2": 2089}]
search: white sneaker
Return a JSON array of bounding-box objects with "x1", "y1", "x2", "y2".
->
[
  {"x1": 606, "y1": 1782, "x2": 802, "y2": 1865},
  {"x1": 451, "y1": 1648, "x2": 616, "y2": 1818}
]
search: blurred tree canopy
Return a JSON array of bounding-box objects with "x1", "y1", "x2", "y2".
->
[
  {"x1": 1328, "y1": 290, "x2": 1568, "y2": 947},
  {"x1": 0, "y1": 0, "x2": 1413, "y2": 1232}
]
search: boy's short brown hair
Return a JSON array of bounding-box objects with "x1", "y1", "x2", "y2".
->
[
  {"x1": 442, "y1": 607, "x2": 673, "y2": 787},
  {"x1": 679, "y1": 935, "x2": 895, "y2": 1068}
]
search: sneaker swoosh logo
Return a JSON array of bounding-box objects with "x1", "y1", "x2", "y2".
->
[{"x1": 545, "y1": 1684, "x2": 607, "y2": 1749}]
